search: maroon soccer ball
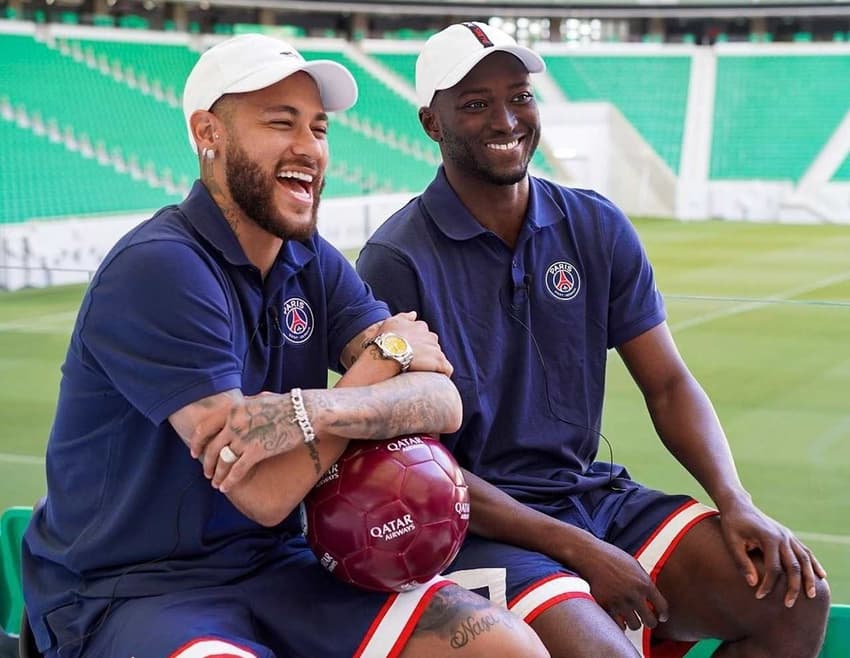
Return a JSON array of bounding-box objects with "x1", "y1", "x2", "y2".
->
[{"x1": 302, "y1": 435, "x2": 470, "y2": 592}]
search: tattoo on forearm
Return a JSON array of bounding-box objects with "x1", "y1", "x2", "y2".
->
[
  {"x1": 228, "y1": 395, "x2": 302, "y2": 456},
  {"x1": 306, "y1": 373, "x2": 457, "y2": 440},
  {"x1": 306, "y1": 436, "x2": 322, "y2": 475}
]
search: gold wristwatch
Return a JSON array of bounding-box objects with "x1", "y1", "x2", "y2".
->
[{"x1": 365, "y1": 332, "x2": 414, "y2": 372}]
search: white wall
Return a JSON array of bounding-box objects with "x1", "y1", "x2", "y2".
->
[{"x1": 0, "y1": 193, "x2": 414, "y2": 291}]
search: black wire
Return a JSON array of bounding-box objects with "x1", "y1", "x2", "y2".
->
[
  {"x1": 504, "y1": 293, "x2": 616, "y2": 485},
  {"x1": 56, "y1": 477, "x2": 201, "y2": 656}
]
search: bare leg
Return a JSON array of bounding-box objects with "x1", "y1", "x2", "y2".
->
[
  {"x1": 530, "y1": 597, "x2": 640, "y2": 658},
  {"x1": 655, "y1": 516, "x2": 830, "y2": 658},
  {"x1": 401, "y1": 584, "x2": 550, "y2": 658}
]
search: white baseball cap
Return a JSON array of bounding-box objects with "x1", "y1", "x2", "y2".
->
[
  {"x1": 415, "y1": 22, "x2": 545, "y2": 107},
  {"x1": 182, "y1": 33, "x2": 358, "y2": 149}
]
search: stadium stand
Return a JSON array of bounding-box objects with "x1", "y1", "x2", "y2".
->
[
  {"x1": 711, "y1": 53, "x2": 850, "y2": 181},
  {"x1": 0, "y1": 95, "x2": 181, "y2": 222},
  {"x1": 542, "y1": 54, "x2": 691, "y2": 174},
  {"x1": 1, "y1": 23, "x2": 849, "y2": 227}
]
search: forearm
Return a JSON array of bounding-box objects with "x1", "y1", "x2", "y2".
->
[
  {"x1": 225, "y1": 370, "x2": 461, "y2": 525},
  {"x1": 465, "y1": 470, "x2": 599, "y2": 566},
  {"x1": 305, "y1": 371, "x2": 462, "y2": 440},
  {"x1": 647, "y1": 375, "x2": 750, "y2": 511}
]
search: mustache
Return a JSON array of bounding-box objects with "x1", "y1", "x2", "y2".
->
[{"x1": 276, "y1": 156, "x2": 321, "y2": 177}]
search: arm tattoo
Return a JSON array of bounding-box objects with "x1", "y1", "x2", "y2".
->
[
  {"x1": 340, "y1": 322, "x2": 382, "y2": 370},
  {"x1": 415, "y1": 585, "x2": 516, "y2": 650},
  {"x1": 228, "y1": 394, "x2": 302, "y2": 456},
  {"x1": 306, "y1": 436, "x2": 322, "y2": 475},
  {"x1": 305, "y1": 373, "x2": 458, "y2": 439}
]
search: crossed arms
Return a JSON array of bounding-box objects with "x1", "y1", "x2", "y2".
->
[{"x1": 169, "y1": 312, "x2": 460, "y2": 526}]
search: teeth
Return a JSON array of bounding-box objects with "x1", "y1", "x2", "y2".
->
[
  {"x1": 487, "y1": 140, "x2": 519, "y2": 151},
  {"x1": 277, "y1": 171, "x2": 314, "y2": 183}
]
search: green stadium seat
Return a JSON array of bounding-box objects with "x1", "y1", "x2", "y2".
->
[
  {"x1": 0, "y1": 507, "x2": 32, "y2": 634},
  {"x1": 92, "y1": 14, "x2": 115, "y2": 26},
  {"x1": 823, "y1": 604, "x2": 850, "y2": 657},
  {"x1": 711, "y1": 55, "x2": 850, "y2": 181},
  {"x1": 543, "y1": 54, "x2": 690, "y2": 173},
  {"x1": 685, "y1": 606, "x2": 850, "y2": 656}
]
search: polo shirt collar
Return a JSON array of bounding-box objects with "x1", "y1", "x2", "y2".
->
[
  {"x1": 179, "y1": 180, "x2": 315, "y2": 273},
  {"x1": 422, "y1": 168, "x2": 488, "y2": 241},
  {"x1": 526, "y1": 176, "x2": 566, "y2": 230},
  {"x1": 422, "y1": 168, "x2": 565, "y2": 240}
]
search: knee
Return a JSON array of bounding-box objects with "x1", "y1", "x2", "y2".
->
[
  {"x1": 444, "y1": 610, "x2": 550, "y2": 658},
  {"x1": 487, "y1": 617, "x2": 550, "y2": 658},
  {"x1": 404, "y1": 586, "x2": 550, "y2": 658},
  {"x1": 798, "y1": 577, "x2": 831, "y2": 628},
  {"x1": 783, "y1": 577, "x2": 831, "y2": 630},
  {"x1": 752, "y1": 577, "x2": 831, "y2": 652}
]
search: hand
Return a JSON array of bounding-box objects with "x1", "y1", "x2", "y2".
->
[
  {"x1": 198, "y1": 391, "x2": 304, "y2": 493},
  {"x1": 372, "y1": 311, "x2": 453, "y2": 377},
  {"x1": 719, "y1": 502, "x2": 827, "y2": 607},
  {"x1": 569, "y1": 535, "x2": 669, "y2": 631}
]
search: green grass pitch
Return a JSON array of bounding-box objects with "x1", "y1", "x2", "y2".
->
[{"x1": 1, "y1": 217, "x2": 848, "y2": 601}]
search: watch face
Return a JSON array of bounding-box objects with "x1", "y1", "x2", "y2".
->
[{"x1": 382, "y1": 334, "x2": 409, "y2": 356}]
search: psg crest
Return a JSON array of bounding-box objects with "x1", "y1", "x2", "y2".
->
[
  {"x1": 545, "y1": 261, "x2": 581, "y2": 301},
  {"x1": 281, "y1": 297, "x2": 314, "y2": 344}
]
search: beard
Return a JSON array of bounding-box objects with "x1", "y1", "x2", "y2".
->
[
  {"x1": 224, "y1": 138, "x2": 323, "y2": 242},
  {"x1": 441, "y1": 127, "x2": 540, "y2": 186}
]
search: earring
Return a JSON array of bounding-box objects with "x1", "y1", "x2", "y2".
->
[
  {"x1": 203, "y1": 148, "x2": 215, "y2": 161},
  {"x1": 214, "y1": 133, "x2": 220, "y2": 140}
]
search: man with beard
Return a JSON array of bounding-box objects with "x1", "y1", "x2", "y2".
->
[
  {"x1": 21, "y1": 34, "x2": 549, "y2": 658},
  {"x1": 357, "y1": 22, "x2": 830, "y2": 658}
]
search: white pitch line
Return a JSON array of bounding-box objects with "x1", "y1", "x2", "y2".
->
[
  {"x1": 0, "y1": 311, "x2": 78, "y2": 335},
  {"x1": 796, "y1": 532, "x2": 850, "y2": 546},
  {"x1": 0, "y1": 452, "x2": 44, "y2": 465},
  {"x1": 807, "y1": 415, "x2": 850, "y2": 467},
  {"x1": 670, "y1": 269, "x2": 850, "y2": 332}
]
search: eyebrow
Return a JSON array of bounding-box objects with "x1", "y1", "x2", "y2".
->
[
  {"x1": 457, "y1": 81, "x2": 531, "y2": 98},
  {"x1": 263, "y1": 105, "x2": 328, "y2": 122}
]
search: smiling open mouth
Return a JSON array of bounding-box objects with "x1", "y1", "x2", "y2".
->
[
  {"x1": 486, "y1": 138, "x2": 520, "y2": 151},
  {"x1": 277, "y1": 170, "x2": 314, "y2": 202}
]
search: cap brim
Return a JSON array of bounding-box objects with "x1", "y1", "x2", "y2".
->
[
  {"x1": 433, "y1": 46, "x2": 545, "y2": 100},
  {"x1": 221, "y1": 59, "x2": 358, "y2": 113}
]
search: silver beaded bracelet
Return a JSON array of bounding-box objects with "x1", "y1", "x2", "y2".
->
[{"x1": 289, "y1": 387, "x2": 316, "y2": 444}]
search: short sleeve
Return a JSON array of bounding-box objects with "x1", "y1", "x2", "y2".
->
[
  {"x1": 78, "y1": 240, "x2": 243, "y2": 424},
  {"x1": 316, "y1": 238, "x2": 390, "y2": 369},
  {"x1": 605, "y1": 207, "x2": 666, "y2": 348},
  {"x1": 356, "y1": 243, "x2": 423, "y2": 316}
]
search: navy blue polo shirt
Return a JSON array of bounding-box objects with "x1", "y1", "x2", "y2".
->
[
  {"x1": 358, "y1": 168, "x2": 665, "y2": 510},
  {"x1": 23, "y1": 181, "x2": 388, "y2": 649}
]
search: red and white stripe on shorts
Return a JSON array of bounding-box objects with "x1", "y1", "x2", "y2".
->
[
  {"x1": 445, "y1": 567, "x2": 592, "y2": 625},
  {"x1": 169, "y1": 637, "x2": 260, "y2": 658},
  {"x1": 353, "y1": 576, "x2": 453, "y2": 658},
  {"x1": 508, "y1": 573, "x2": 593, "y2": 623},
  {"x1": 625, "y1": 500, "x2": 718, "y2": 658}
]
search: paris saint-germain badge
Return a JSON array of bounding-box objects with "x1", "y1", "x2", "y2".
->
[
  {"x1": 545, "y1": 261, "x2": 581, "y2": 301},
  {"x1": 282, "y1": 297, "x2": 315, "y2": 344}
]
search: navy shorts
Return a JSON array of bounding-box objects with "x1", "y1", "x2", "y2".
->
[
  {"x1": 45, "y1": 536, "x2": 451, "y2": 658},
  {"x1": 443, "y1": 478, "x2": 717, "y2": 658}
]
